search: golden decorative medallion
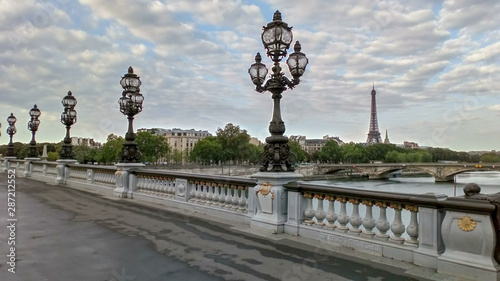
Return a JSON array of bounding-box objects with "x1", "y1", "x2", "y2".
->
[
  {"x1": 458, "y1": 216, "x2": 477, "y2": 231},
  {"x1": 258, "y1": 182, "x2": 273, "y2": 195}
]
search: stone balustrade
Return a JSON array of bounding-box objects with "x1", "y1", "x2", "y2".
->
[{"x1": 1, "y1": 156, "x2": 498, "y2": 280}]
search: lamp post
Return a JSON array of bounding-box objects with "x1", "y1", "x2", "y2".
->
[
  {"x1": 27, "y1": 104, "x2": 41, "y2": 158},
  {"x1": 249, "y1": 10, "x2": 308, "y2": 172},
  {"x1": 6, "y1": 113, "x2": 17, "y2": 157},
  {"x1": 118, "y1": 66, "x2": 143, "y2": 163},
  {"x1": 59, "y1": 91, "x2": 77, "y2": 159}
]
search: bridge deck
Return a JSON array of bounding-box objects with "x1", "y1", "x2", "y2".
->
[{"x1": 0, "y1": 174, "x2": 451, "y2": 280}]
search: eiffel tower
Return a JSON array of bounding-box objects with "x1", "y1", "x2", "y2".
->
[{"x1": 366, "y1": 84, "x2": 382, "y2": 144}]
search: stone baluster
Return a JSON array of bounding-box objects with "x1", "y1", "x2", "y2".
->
[
  {"x1": 212, "y1": 185, "x2": 220, "y2": 206},
  {"x1": 168, "y1": 178, "x2": 175, "y2": 196},
  {"x1": 151, "y1": 177, "x2": 158, "y2": 195},
  {"x1": 314, "y1": 194, "x2": 326, "y2": 227},
  {"x1": 219, "y1": 184, "x2": 227, "y2": 206},
  {"x1": 194, "y1": 182, "x2": 202, "y2": 202},
  {"x1": 375, "y1": 202, "x2": 390, "y2": 240},
  {"x1": 212, "y1": 183, "x2": 220, "y2": 205},
  {"x1": 349, "y1": 198, "x2": 362, "y2": 234},
  {"x1": 336, "y1": 197, "x2": 349, "y2": 232},
  {"x1": 204, "y1": 183, "x2": 212, "y2": 205},
  {"x1": 224, "y1": 185, "x2": 233, "y2": 208},
  {"x1": 231, "y1": 185, "x2": 239, "y2": 209},
  {"x1": 189, "y1": 181, "x2": 196, "y2": 201},
  {"x1": 161, "y1": 178, "x2": 169, "y2": 196},
  {"x1": 405, "y1": 205, "x2": 419, "y2": 245},
  {"x1": 325, "y1": 195, "x2": 337, "y2": 229},
  {"x1": 87, "y1": 169, "x2": 94, "y2": 184},
  {"x1": 362, "y1": 200, "x2": 376, "y2": 237},
  {"x1": 303, "y1": 193, "x2": 315, "y2": 225},
  {"x1": 238, "y1": 186, "x2": 247, "y2": 212},
  {"x1": 389, "y1": 203, "x2": 406, "y2": 244}
]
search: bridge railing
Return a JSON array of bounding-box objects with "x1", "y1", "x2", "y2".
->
[
  {"x1": 2, "y1": 156, "x2": 498, "y2": 280},
  {"x1": 283, "y1": 180, "x2": 500, "y2": 280},
  {"x1": 132, "y1": 169, "x2": 255, "y2": 217},
  {"x1": 284, "y1": 181, "x2": 420, "y2": 244}
]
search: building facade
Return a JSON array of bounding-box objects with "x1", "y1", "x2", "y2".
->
[
  {"x1": 289, "y1": 135, "x2": 344, "y2": 155},
  {"x1": 138, "y1": 128, "x2": 212, "y2": 163},
  {"x1": 71, "y1": 137, "x2": 101, "y2": 148}
]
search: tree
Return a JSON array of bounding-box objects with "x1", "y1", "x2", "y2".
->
[
  {"x1": 216, "y1": 123, "x2": 251, "y2": 163},
  {"x1": 47, "y1": 152, "x2": 59, "y2": 161},
  {"x1": 289, "y1": 141, "x2": 307, "y2": 163},
  {"x1": 73, "y1": 145, "x2": 99, "y2": 164},
  {"x1": 135, "y1": 131, "x2": 170, "y2": 163},
  {"x1": 190, "y1": 136, "x2": 224, "y2": 164},
  {"x1": 317, "y1": 140, "x2": 341, "y2": 163},
  {"x1": 340, "y1": 142, "x2": 367, "y2": 163},
  {"x1": 98, "y1": 134, "x2": 124, "y2": 164},
  {"x1": 365, "y1": 143, "x2": 398, "y2": 162}
]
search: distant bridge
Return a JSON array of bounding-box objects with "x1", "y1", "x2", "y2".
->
[{"x1": 314, "y1": 163, "x2": 500, "y2": 182}]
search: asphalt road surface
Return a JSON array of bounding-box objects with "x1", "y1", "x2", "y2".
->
[{"x1": 0, "y1": 172, "x2": 449, "y2": 281}]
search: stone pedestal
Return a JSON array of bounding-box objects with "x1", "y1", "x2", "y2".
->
[
  {"x1": 55, "y1": 159, "x2": 78, "y2": 185},
  {"x1": 438, "y1": 210, "x2": 500, "y2": 280},
  {"x1": 23, "y1": 157, "x2": 40, "y2": 177},
  {"x1": 250, "y1": 172, "x2": 302, "y2": 233},
  {"x1": 3, "y1": 156, "x2": 17, "y2": 172},
  {"x1": 114, "y1": 163, "x2": 144, "y2": 198}
]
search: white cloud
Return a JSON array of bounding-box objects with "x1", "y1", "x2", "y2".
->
[{"x1": 0, "y1": 0, "x2": 498, "y2": 152}]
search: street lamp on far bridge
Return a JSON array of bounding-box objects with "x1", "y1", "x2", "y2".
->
[
  {"x1": 6, "y1": 113, "x2": 17, "y2": 157},
  {"x1": 59, "y1": 91, "x2": 77, "y2": 159},
  {"x1": 118, "y1": 66, "x2": 144, "y2": 163},
  {"x1": 27, "y1": 104, "x2": 41, "y2": 158},
  {"x1": 248, "y1": 10, "x2": 309, "y2": 172}
]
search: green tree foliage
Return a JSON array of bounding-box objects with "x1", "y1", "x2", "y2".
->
[
  {"x1": 480, "y1": 152, "x2": 500, "y2": 163},
  {"x1": 341, "y1": 142, "x2": 368, "y2": 163},
  {"x1": 47, "y1": 151, "x2": 59, "y2": 161},
  {"x1": 189, "y1": 136, "x2": 224, "y2": 164},
  {"x1": 98, "y1": 134, "x2": 124, "y2": 164},
  {"x1": 289, "y1": 141, "x2": 307, "y2": 163},
  {"x1": 169, "y1": 149, "x2": 183, "y2": 164},
  {"x1": 135, "y1": 131, "x2": 170, "y2": 163},
  {"x1": 364, "y1": 143, "x2": 398, "y2": 161},
  {"x1": 317, "y1": 140, "x2": 341, "y2": 163},
  {"x1": 215, "y1": 123, "x2": 251, "y2": 163},
  {"x1": 73, "y1": 145, "x2": 99, "y2": 164}
]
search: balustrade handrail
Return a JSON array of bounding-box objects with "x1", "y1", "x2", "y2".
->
[
  {"x1": 66, "y1": 163, "x2": 116, "y2": 170},
  {"x1": 284, "y1": 181, "x2": 496, "y2": 213},
  {"x1": 134, "y1": 168, "x2": 257, "y2": 187}
]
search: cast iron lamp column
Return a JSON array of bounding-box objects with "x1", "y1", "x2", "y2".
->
[
  {"x1": 6, "y1": 113, "x2": 17, "y2": 157},
  {"x1": 118, "y1": 66, "x2": 143, "y2": 163},
  {"x1": 249, "y1": 10, "x2": 308, "y2": 172},
  {"x1": 59, "y1": 91, "x2": 77, "y2": 159},
  {"x1": 2, "y1": 113, "x2": 17, "y2": 172},
  {"x1": 27, "y1": 105, "x2": 41, "y2": 158}
]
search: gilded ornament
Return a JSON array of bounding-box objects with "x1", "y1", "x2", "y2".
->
[{"x1": 458, "y1": 216, "x2": 477, "y2": 231}]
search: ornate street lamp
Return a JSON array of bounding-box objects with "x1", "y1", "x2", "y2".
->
[
  {"x1": 249, "y1": 10, "x2": 309, "y2": 172},
  {"x1": 6, "y1": 113, "x2": 17, "y2": 157},
  {"x1": 118, "y1": 66, "x2": 143, "y2": 163},
  {"x1": 59, "y1": 91, "x2": 77, "y2": 159},
  {"x1": 27, "y1": 104, "x2": 41, "y2": 158}
]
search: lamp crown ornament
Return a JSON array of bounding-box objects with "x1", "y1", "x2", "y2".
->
[{"x1": 248, "y1": 11, "x2": 309, "y2": 172}]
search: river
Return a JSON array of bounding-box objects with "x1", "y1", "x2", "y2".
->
[{"x1": 308, "y1": 171, "x2": 500, "y2": 197}]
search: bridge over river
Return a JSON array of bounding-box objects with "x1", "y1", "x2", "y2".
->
[{"x1": 301, "y1": 163, "x2": 500, "y2": 182}]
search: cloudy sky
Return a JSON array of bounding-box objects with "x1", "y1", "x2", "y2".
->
[{"x1": 0, "y1": 0, "x2": 499, "y2": 152}]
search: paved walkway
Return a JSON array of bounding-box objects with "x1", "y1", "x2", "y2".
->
[{"x1": 0, "y1": 173, "x2": 453, "y2": 281}]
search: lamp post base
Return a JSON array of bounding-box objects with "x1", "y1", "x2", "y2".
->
[
  {"x1": 250, "y1": 172, "x2": 302, "y2": 233},
  {"x1": 114, "y1": 162, "x2": 145, "y2": 198}
]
